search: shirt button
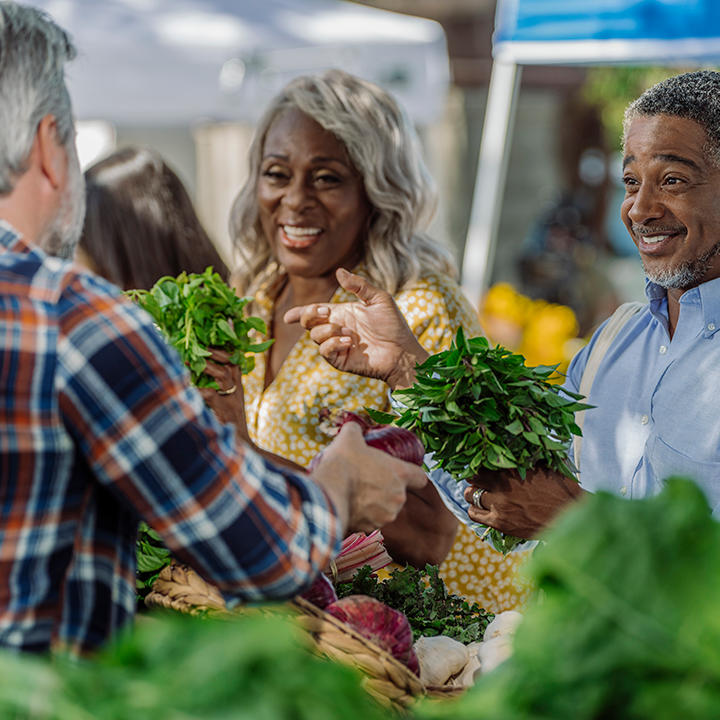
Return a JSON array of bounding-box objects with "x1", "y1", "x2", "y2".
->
[
  {"x1": 641, "y1": 414, "x2": 649, "y2": 425},
  {"x1": 659, "y1": 345, "x2": 667, "y2": 354},
  {"x1": 708, "y1": 323, "x2": 716, "y2": 331},
  {"x1": 620, "y1": 486, "x2": 628, "y2": 496}
]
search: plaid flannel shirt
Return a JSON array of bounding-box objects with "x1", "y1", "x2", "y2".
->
[{"x1": 0, "y1": 223, "x2": 341, "y2": 653}]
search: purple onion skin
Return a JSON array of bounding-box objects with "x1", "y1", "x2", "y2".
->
[
  {"x1": 326, "y1": 595, "x2": 416, "y2": 671},
  {"x1": 309, "y1": 420, "x2": 425, "y2": 471},
  {"x1": 300, "y1": 573, "x2": 338, "y2": 609},
  {"x1": 364, "y1": 426, "x2": 425, "y2": 466}
]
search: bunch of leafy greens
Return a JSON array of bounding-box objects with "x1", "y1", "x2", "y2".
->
[
  {"x1": 0, "y1": 611, "x2": 391, "y2": 720},
  {"x1": 416, "y1": 478, "x2": 720, "y2": 720},
  {"x1": 126, "y1": 266, "x2": 273, "y2": 388},
  {"x1": 135, "y1": 522, "x2": 171, "y2": 602},
  {"x1": 336, "y1": 564, "x2": 493, "y2": 644},
  {"x1": 372, "y1": 328, "x2": 590, "y2": 553}
]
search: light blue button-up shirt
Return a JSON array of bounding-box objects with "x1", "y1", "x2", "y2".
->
[{"x1": 565, "y1": 276, "x2": 720, "y2": 514}]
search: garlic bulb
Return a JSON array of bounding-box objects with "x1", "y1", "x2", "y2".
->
[{"x1": 413, "y1": 635, "x2": 469, "y2": 686}]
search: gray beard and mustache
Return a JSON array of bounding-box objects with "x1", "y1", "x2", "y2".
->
[
  {"x1": 639, "y1": 235, "x2": 720, "y2": 291},
  {"x1": 39, "y1": 143, "x2": 86, "y2": 260}
]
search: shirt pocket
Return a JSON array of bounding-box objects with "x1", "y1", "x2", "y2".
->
[{"x1": 650, "y1": 435, "x2": 720, "y2": 515}]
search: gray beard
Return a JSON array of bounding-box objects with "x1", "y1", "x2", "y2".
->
[
  {"x1": 643, "y1": 238, "x2": 720, "y2": 290},
  {"x1": 40, "y1": 147, "x2": 86, "y2": 260}
]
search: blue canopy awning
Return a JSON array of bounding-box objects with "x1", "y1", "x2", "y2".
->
[{"x1": 494, "y1": 0, "x2": 720, "y2": 65}]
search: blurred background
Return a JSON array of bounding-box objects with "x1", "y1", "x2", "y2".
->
[{"x1": 32, "y1": 0, "x2": 719, "y2": 366}]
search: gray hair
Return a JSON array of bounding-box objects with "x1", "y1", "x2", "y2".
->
[
  {"x1": 623, "y1": 70, "x2": 720, "y2": 167},
  {"x1": 230, "y1": 69, "x2": 455, "y2": 295},
  {"x1": 0, "y1": 2, "x2": 76, "y2": 194}
]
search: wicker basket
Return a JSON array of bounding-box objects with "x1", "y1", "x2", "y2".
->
[{"x1": 145, "y1": 563, "x2": 465, "y2": 709}]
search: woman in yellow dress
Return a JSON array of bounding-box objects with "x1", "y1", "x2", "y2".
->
[{"x1": 229, "y1": 70, "x2": 530, "y2": 612}]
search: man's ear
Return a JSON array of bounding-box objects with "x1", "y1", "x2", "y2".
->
[{"x1": 35, "y1": 114, "x2": 66, "y2": 190}]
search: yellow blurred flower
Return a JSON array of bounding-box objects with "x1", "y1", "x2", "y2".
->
[{"x1": 480, "y1": 284, "x2": 585, "y2": 382}]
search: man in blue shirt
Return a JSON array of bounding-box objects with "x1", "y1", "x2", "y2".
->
[{"x1": 289, "y1": 70, "x2": 720, "y2": 540}]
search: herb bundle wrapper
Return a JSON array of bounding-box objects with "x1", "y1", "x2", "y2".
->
[{"x1": 369, "y1": 328, "x2": 592, "y2": 554}]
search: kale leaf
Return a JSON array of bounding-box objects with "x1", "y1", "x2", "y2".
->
[{"x1": 336, "y1": 564, "x2": 494, "y2": 644}]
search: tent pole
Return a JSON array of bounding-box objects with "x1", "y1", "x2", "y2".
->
[{"x1": 461, "y1": 60, "x2": 522, "y2": 309}]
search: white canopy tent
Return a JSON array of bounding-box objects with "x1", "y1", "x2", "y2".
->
[
  {"x1": 461, "y1": 0, "x2": 720, "y2": 307},
  {"x1": 31, "y1": 0, "x2": 450, "y2": 126}
]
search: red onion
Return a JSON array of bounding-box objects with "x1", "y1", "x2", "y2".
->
[
  {"x1": 363, "y1": 426, "x2": 425, "y2": 466},
  {"x1": 326, "y1": 595, "x2": 418, "y2": 674},
  {"x1": 310, "y1": 410, "x2": 425, "y2": 470},
  {"x1": 300, "y1": 572, "x2": 338, "y2": 610}
]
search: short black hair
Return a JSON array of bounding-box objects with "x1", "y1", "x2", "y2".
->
[{"x1": 624, "y1": 70, "x2": 720, "y2": 164}]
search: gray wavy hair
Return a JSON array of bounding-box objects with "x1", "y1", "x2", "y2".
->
[
  {"x1": 0, "y1": 2, "x2": 76, "y2": 195},
  {"x1": 623, "y1": 70, "x2": 720, "y2": 167},
  {"x1": 230, "y1": 69, "x2": 455, "y2": 295}
]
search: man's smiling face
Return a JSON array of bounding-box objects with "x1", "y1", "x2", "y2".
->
[{"x1": 621, "y1": 113, "x2": 720, "y2": 292}]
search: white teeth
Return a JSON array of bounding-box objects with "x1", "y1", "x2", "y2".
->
[
  {"x1": 642, "y1": 235, "x2": 670, "y2": 244},
  {"x1": 283, "y1": 225, "x2": 322, "y2": 237}
]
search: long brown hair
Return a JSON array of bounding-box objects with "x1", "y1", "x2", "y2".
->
[{"x1": 80, "y1": 147, "x2": 229, "y2": 290}]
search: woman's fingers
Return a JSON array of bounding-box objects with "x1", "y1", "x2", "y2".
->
[
  {"x1": 283, "y1": 303, "x2": 331, "y2": 327},
  {"x1": 207, "y1": 348, "x2": 233, "y2": 363},
  {"x1": 336, "y1": 268, "x2": 388, "y2": 306},
  {"x1": 308, "y1": 322, "x2": 353, "y2": 346}
]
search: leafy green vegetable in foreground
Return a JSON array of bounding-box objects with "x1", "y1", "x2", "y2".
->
[
  {"x1": 374, "y1": 328, "x2": 590, "y2": 553},
  {"x1": 126, "y1": 266, "x2": 273, "y2": 388},
  {"x1": 135, "y1": 522, "x2": 171, "y2": 602},
  {"x1": 336, "y1": 564, "x2": 493, "y2": 644},
  {"x1": 0, "y1": 611, "x2": 391, "y2": 720},
  {"x1": 416, "y1": 478, "x2": 720, "y2": 720}
]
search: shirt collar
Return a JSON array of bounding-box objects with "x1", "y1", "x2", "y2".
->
[
  {"x1": 645, "y1": 276, "x2": 720, "y2": 337},
  {"x1": 0, "y1": 220, "x2": 22, "y2": 250}
]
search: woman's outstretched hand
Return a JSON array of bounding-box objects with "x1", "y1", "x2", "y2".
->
[{"x1": 283, "y1": 268, "x2": 428, "y2": 389}]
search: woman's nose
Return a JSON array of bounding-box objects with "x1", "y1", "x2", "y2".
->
[{"x1": 281, "y1": 177, "x2": 315, "y2": 212}]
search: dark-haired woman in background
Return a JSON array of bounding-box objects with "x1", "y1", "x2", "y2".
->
[{"x1": 78, "y1": 147, "x2": 229, "y2": 290}]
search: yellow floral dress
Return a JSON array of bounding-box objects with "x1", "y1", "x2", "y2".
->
[{"x1": 242, "y1": 269, "x2": 531, "y2": 612}]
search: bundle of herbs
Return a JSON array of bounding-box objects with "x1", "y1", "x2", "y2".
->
[
  {"x1": 336, "y1": 564, "x2": 493, "y2": 644},
  {"x1": 372, "y1": 328, "x2": 590, "y2": 554},
  {"x1": 126, "y1": 266, "x2": 273, "y2": 388}
]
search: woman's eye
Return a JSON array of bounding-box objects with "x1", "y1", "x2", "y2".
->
[
  {"x1": 262, "y1": 168, "x2": 288, "y2": 181},
  {"x1": 314, "y1": 173, "x2": 341, "y2": 186}
]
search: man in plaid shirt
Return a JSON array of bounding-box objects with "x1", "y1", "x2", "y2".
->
[{"x1": 0, "y1": 2, "x2": 426, "y2": 653}]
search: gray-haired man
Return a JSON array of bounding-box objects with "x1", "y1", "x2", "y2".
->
[{"x1": 0, "y1": 2, "x2": 426, "y2": 653}]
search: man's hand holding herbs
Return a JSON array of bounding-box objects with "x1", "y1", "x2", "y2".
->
[
  {"x1": 464, "y1": 467, "x2": 587, "y2": 540},
  {"x1": 284, "y1": 268, "x2": 428, "y2": 390}
]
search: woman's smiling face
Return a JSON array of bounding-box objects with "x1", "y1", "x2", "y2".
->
[{"x1": 257, "y1": 108, "x2": 371, "y2": 280}]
